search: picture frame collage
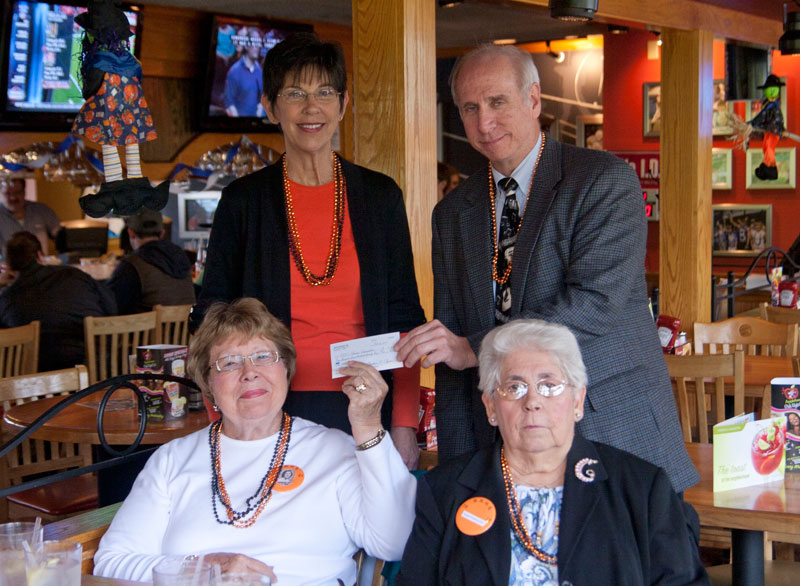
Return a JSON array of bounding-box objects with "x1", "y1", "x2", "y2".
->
[{"x1": 644, "y1": 77, "x2": 795, "y2": 192}]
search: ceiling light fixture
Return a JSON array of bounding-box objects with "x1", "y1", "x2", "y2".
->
[
  {"x1": 548, "y1": 0, "x2": 599, "y2": 22},
  {"x1": 545, "y1": 41, "x2": 566, "y2": 63},
  {"x1": 607, "y1": 24, "x2": 628, "y2": 35},
  {"x1": 493, "y1": 38, "x2": 518, "y2": 46},
  {"x1": 438, "y1": 0, "x2": 463, "y2": 7},
  {"x1": 779, "y1": 2, "x2": 800, "y2": 55}
]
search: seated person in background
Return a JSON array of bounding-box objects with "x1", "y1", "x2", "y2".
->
[
  {"x1": 0, "y1": 178, "x2": 61, "y2": 255},
  {"x1": 93, "y1": 298, "x2": 416, "y2": 585},
  {"x1": 0, "y1": 231, "x2": 116, "y2": 371},
  {"x1": 397, "y1": 319, "x2": 708, "y2": 586},
  {"x1": 107, "y1": 208, "x2": 195, "y2": 314}
]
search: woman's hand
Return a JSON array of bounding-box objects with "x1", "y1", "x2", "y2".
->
[
  {"x1": 340, "y1": 361, "x2": 388, "y2": 445},
  {"x1": 202, "y1": 553, "x2": 277, "y2": 581}
]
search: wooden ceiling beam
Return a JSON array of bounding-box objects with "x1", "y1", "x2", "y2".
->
[{"x1": 503, "y1": 0, "x2": 783, "y2": 47}]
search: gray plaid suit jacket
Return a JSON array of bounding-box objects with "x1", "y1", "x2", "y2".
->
[{"x1": 432, "y1": 134, "x2": 699, "y2": 493}]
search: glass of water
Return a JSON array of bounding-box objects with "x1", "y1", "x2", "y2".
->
[
  {"x1": 0, "y1": 522, "x2": 43, "y2": 586},
  {"x1": 211, "y1": 573, "x2": 272, "y2": 586},
  {"x1": 153, "y1": 557, "x2": 213, "y2": 586},
  {"x1": 24, "y1": 540, "x2": 81, "y2": 586}
]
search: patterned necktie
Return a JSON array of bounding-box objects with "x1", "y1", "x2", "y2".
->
[{"x1": 495, "y1": 177, "x2": 519, "y2": 324}]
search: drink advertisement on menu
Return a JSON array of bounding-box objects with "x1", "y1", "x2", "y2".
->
[
  {"x1": 712, "y1": 413, "x2": 786, "y2": 492},
  {"x1": 771, "y1": 377, "x2": 800, "y2": 473}
]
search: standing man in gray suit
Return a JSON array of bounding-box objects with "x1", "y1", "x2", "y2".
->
[{"x1": 395, "y1": 45, "x2": 698, "y2": 493}]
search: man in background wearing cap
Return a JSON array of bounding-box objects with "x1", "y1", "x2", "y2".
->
[
  {"x1": 0, "y1": 178, "x2": 61, "y2": 255},
  {"x1": 108, "y1": 208, "x2": 195, "y2": 314}
]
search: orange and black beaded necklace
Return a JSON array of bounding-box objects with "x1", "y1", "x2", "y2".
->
[
  {"x1": 209, "y1": 412, "x2": 292, "y2": 528},
  {"x1": 281, "y1": 152, "x2": 346, "y2": 287}
]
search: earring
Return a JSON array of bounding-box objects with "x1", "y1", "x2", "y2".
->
[
  {"x1": 212, "y1": 404, "x2": 220, "y2": 413},
  {"x1": 490, "y1": 417, "x2": 496, "y2": 424}
]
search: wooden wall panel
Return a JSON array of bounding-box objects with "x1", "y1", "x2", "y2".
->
[
  {"x1": 507, "y1": 0, "x2": 782, "y2": 47},
  {"x1": 352, "y1": 0, "x2": 437, "y2": 385},
  {"x1": 659, "y1": 28, "x2": 714, "y2": 335}
]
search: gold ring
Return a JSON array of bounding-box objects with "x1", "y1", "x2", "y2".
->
[{"x1": 355, "y1": 383, "x2": 367, "y2": 393}]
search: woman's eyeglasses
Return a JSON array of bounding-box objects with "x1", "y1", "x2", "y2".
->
[
  {"x1": 495, "y1": 378, "x2": 569, "y2": 400},
  {"x1": 211, "y1": 350, "x2": 281, "y2": 372},
  {"x1": 277, "y1": 88, "x2": 341, "y2": 104}
]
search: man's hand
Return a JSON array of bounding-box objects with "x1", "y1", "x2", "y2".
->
[
  {"x1": 394, "y1": 320, "x2": 477, "y2": 371},
  {"x1": 0, "y1": 266, "x2": 17, "y2": 288},
  {"x1": 390, "y1": 425, "x2": 419, "y2": 470}
]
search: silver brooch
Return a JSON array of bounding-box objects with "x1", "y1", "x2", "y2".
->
[{"x1": 574, "y1": 458, "x2": 598, "y2": 483}]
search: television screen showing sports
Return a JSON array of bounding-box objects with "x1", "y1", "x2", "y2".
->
[
  {"x1": 5, "y1": 0, "x2": 138, "y2": 114},
  {"x1": 207, "y1": 15, "x2": 295, "y2": 119}
]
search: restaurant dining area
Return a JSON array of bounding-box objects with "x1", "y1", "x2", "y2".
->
[{"x1": 2, "y1": 0, "x2": 800, "y2": 585}]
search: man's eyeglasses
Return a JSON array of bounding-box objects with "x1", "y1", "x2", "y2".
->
[
  {"x1": 277, "y1": 88, "x2": 341, "y2": 104},
  {"x1": 495, "y1": 378, "x2": 569, "y2": 400},
  {"x1": 211, "y1": 350, "x2": 281, "y2": 373}
]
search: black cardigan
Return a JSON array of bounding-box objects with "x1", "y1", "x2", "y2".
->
[
  {"x1": 199, "y1": 156, "x2": 425, "y2": 341},
  {"x1": 396, "y1": 435, "x2": 709, "y2": 586}
]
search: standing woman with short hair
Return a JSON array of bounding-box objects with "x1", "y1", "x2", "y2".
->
[{"x1": 198, "y1": 34, "x2": 425, "y2": 468}]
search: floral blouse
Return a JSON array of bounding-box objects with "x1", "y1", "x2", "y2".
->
[{"x1": 508, "y1": 485, "x2": 563, "y2": 586}]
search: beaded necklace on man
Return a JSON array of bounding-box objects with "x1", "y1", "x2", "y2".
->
[
  {"x1": 209, "y1": 412, "x2": 292, "y2": 528},
  {"x1": 500, "y1": 446, "x2": 558, "y2": 566},
  {"x1": 281, "y1": 151, "x2": 346, "y2": 286},
  {"x1": 488, "y1": 131, "x2": 546, "y2": 285}
]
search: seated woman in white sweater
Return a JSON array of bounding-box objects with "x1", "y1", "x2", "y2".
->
[{"x1": 93, "y1": 298, "x2": 416, "y2": 585}]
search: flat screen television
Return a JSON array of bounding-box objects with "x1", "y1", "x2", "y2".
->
[
  {"x1": 177, "y1": 191, "x2": 221, "y2": 240},
  {"x1": 725, "y1": 42, "x2": 772, "y2": 102},
  {"x1": 199, "y1": 14, "x2": 312, "y2": 133},
  {"x1": 0, "y1": 0, "x2": 141, "y2": 130}
]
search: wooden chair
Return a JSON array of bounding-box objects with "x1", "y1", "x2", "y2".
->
[
  {"x1": 83, "y1": 312, "x2": 157, "y2": 385},
  {"x1": 665, "y1": 351, "x2": 746, "y2": 557},
  {"x1": 694, "y1": 317, "x2": 798, "y2": 358},
  {"x1": 694, "y1": 317, "x2": 798, "y2": 418},
  {"x1": 755, "y1": 302, "x2": 800, "y2": 327},
  {"x1": 665, "y1": 350, "x2": 745, "y2": 443},
  {"x1": 794, "y1": 356, "x2": 800, "y2": 377},
  {"x1": 154, "y1": 304, "x2": 192, "y2": 346},
  {"x1": 0, "y1": 321, "x2": 40, "y2": 378},
  {"x1": 0, "y1": 365, "x2": 96, "y2": 522}
]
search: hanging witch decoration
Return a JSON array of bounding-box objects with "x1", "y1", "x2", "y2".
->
[
  {"x1": 732, "y1": 74, "x2": 800, "y2": 182},
  {"x1": 71, "y1": 0, "x2": 169, "y2": 217}
]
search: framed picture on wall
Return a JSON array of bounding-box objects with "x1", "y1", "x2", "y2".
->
[
  {"x1": 712, "y1": 204, "x2": 772, "y2": 257},
  {"x1": 712, "y1": 78, "x2": 734, "y2": 136},
  {"x1": 643, "y1": 82, "x2": 661, "y2": 137},
  {"x1": 746, "y1": 147, "x2": 796, "y2": 189},
  {"x1": 576, "y1": 114, "x2": 603, "y2": 149},
  {"x1": 744, "y1": 76, "x2": 787, "y2": 127},
  {"x1": 711, "y1": 148, "x2": 733, "y2": 189}
]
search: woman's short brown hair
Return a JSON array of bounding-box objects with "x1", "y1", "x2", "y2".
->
[{"x1": 187, "y1": 298, "x2": 297, "y2": 402}]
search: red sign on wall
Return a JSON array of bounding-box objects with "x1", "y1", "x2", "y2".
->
[{"x1": 612, "y1": 151, "x2": 660, "y2": 189}]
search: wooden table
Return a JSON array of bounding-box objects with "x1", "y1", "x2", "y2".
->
[
  {"x1": 82, "y1": 576, "x2": 146, "y2": 585},
  {"x1": 3, "y1": 394, "x2": 209, "y2": 504},
  {"x1": 3, "y1": 395, "x2": 209, "y2": 445},
  {"x1": 684, "y1": 443, "x2": 800, "y2": 585}
]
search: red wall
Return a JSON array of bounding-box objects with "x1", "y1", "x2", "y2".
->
[{"x1": 604, "y1": 29, "x2": 800, "y2": 274}]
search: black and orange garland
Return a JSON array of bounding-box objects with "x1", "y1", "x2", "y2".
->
[
  {"x1": 282, "y1": 152, "x2": 346, "y2": 286},
  {"x1": 487, "y1": 131, "x2": 546, "y2": 285},
  {"x1": 209, "y1": 412, "x2": 292, "y2": 528},
  {"x1": 500, "y1": 446, "x2": 558, "y2": 566}
]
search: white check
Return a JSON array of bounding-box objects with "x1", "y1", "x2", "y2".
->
[{"x1": 330, "y1": 332, "x2": 403, "y2": 378}]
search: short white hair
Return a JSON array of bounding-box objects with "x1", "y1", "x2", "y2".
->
[
  {"x1": 450, "y1": 44, "x2": 540, "y2": 105},
  {"x1": 477, "y1": 319, "x2": 588, "y2": 397}
]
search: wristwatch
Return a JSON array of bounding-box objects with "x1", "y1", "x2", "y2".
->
[{"x1": 356, "y1": 428, "x2": 386, "y2": 451}]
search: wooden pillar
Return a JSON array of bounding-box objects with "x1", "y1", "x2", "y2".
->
[
  {"x1": 352, "y1": 0, "x2": 437, "y2": 384},
  {"x1": 659, "y1": 28, "x2": 714, "y2": 335}
]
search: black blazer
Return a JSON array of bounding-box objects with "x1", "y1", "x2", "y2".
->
[
  {"x1": 199, "y1": 157, "x2": 425, "y2": 337},
  {"x1": 396, "y1": 435, "x2": 709, "y2": 586},
  {"x1": 431, "y1": 134, "x2": 698, "y2": 493}
]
